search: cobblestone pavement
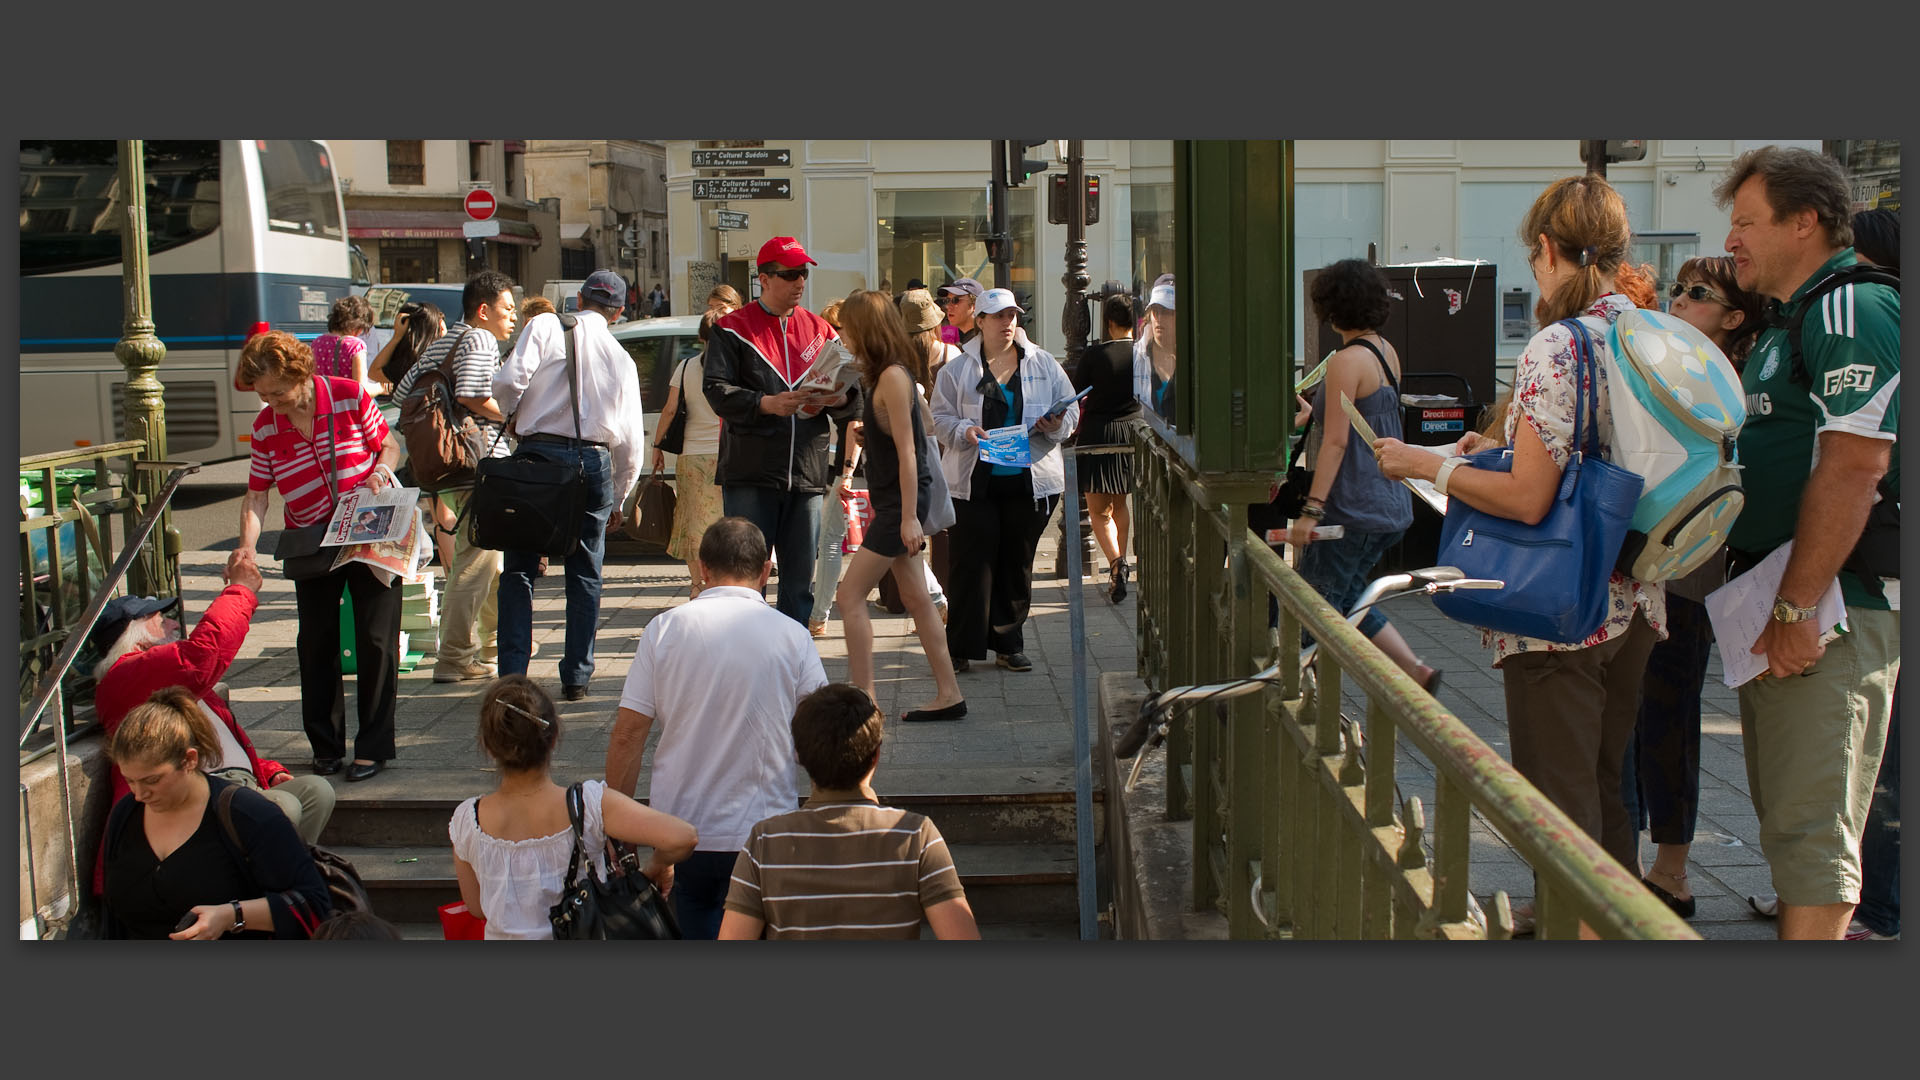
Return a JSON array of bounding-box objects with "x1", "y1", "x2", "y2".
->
[{"x1": 181, "y1": 511, "x2": 1779, "y2": 940}]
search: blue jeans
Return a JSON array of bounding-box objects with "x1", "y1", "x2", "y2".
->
[
  {"x1": 672, "y1": 850, "x2": 741, "y2": 940},
  {"x1": 496, "y1": 440, "x2": 613, "y2": 688},
  {"x1": 1295, "y1": 528, "x2": 1404, "y2": 641},
  {"x1": 1858, "y1": 678, "x2": 1900, "y2": 936},
  {"x1": 723, "y1": 485, "x2": 821, "y2": 626}
]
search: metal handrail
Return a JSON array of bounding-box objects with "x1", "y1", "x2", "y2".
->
[
  {"x1": 1129, "y1": 428, "x2": 1698, "y2": 940},
  {"x1": 20, "y1": 460, "x2": 198, "y2": 745}
]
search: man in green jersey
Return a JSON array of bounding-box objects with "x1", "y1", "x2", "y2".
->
[{"x1": 1716, "y1": 146, "x2": 1900, "y2": 940}]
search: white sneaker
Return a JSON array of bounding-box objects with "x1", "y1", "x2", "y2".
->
[{"x1": 1844, "y1": 919, "x2": 1899, "y2": 940}]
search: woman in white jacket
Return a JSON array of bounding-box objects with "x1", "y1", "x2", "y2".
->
[{"x1": 930, "y1": 289, "x2": 1080, "y2": 673}]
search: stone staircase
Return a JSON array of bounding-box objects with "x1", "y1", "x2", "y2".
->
[{"x1": 321, "y1": 764, "x2": 1107, "y2": 940}]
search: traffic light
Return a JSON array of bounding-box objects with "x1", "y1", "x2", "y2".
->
[{"x1": 1006, "y1": 140, "x2": 1048, "y2": 186}]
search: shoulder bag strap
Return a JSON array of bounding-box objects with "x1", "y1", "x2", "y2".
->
[
  {"x1": 1350, "y1": 336, "x2": 1399, "y2": 392},
  {"x1": 559, "y1": 781, "x2": 586, "y2": 888},
  {"x1": 559, "y1": 313, "x2": 583, "y2": 443},
  {"x1": 1556, "y1": 318, "x2": 1599, "y2": 461},
  {"x1": 213, "y1": 782, "x2": 262, "y2": 893},
  {"x1": 312, "y1": 376, "x2": 339, "y2": 510}
]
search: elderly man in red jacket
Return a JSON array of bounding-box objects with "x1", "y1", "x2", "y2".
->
[{"x1": 91, "y1": 548, "x2": 335, "y2": 892}]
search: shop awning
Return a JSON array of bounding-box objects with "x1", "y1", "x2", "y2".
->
[{"x1": 346, "y1": 210, "x2": 543, "y2": 246}]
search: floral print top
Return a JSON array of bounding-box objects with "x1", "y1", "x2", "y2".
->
[{"x1": 1486, "y1": 292, "x2": 1666, "y2": 666}]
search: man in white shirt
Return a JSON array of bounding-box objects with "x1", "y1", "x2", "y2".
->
[
  {"x1": 606, "y1": 516, "x2": 829, "y2": 938},
  {"x1": 491, "y1": 270, "x2": 646, "y2": 700}
]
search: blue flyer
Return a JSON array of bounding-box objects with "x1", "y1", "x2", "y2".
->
[{"x1": 977, "y1": 425, "x2": 1032, "y2": 468}]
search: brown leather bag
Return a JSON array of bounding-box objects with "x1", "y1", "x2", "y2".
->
[{"x1": 625, "y1": 474, "x2": 675, "y2": 551}]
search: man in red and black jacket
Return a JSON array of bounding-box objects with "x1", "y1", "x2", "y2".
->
[
  {"x1": 90, "y1": 548, "x2": 336, "y2": 893},
  {"x1": 703, "y1": 236, "x2": 864, "y2": 624}
]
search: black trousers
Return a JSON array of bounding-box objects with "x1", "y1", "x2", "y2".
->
[
  {"x1": 1623, "y1": 594, "x2": 1712, "y2": 845},
  {"x1": 945, "y1": 471, "x2": 1058, "y2": 661},
  {"x1": 293, "y1": 561, "x2": 402, "y2": 762}
]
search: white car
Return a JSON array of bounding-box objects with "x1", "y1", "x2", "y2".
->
[{"x1": 609, "y1": 315, "x2": 706, "y2": 549}]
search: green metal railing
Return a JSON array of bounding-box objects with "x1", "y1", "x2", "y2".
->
[
  {"x1": 20, "y1": 441, "x2": 192, "y2": 756},
  {"x1": 1130, "y1": 428, "x2": 1698, "y2": 940}
]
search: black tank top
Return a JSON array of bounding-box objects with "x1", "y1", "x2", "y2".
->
[{"x1": 861, "y1": 379, "x2": 931, "y2": 522}]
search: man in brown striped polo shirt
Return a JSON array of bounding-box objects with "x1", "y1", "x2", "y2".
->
[{"x1": 719, "y1": 684, "x2": 980, "y2": 940}]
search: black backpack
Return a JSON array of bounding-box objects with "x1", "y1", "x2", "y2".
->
[{"x1": 1764, "y1": 263, "x2": 1901, "y2": 590}]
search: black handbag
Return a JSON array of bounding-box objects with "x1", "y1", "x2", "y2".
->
[
  {"x1": 1249, "y1": 339, "x2": 1398, "y2": 541},
  {"x1": 548, "y1": 782, "x2": 682, "y2": 940},
  {"x1": 466, "y1": 314, "x2": 592, "y2": 558},
  {"x1": 653, "y1": 356, "x2": 693, "y2": 455},
  {"x1": 274, "y1": 376, "x2": 343, "y2": 581}
]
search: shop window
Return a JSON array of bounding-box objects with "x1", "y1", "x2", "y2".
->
[{"x1": 875, "y1": 187, "x2": 1036, "y2": 305}]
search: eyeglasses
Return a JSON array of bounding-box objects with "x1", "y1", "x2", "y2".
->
[
  {"x1": 765, "y1": 267, "x2": 809, "y2": 282},
  {"x1": 939, "y1": 294, "x2": 970, "y2": 306},
  {"x1": 1669, "y1": 282, "x2": 1728, "y2": 305}
]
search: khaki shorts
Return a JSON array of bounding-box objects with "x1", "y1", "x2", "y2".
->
[{"x1": 1737, "y1": 605, "x2": 1899, "y2": 907}]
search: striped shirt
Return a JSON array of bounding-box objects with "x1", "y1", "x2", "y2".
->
[
  {"x1": 724, "y1": 795, "x2": 966, "y2": 939},
  {"x1": 247, "y1": 376, "x2": 390, "y2": 528},
  {"x1": 393, "y1": 323, "x2": 510, "y2": 458}
]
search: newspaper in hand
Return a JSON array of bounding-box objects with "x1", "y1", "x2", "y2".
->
[
  {"x1": 977, "y1": 425, "x2": 1033, "y2": 468},
  {"x1": 322, "y1": 481, "x2": 420, "y2": 547},
  {"x1": 797, "y1": 339, "x2": 861, "y2": 398}
]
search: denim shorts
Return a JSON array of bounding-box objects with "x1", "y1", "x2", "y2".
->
[{"x1": 1297, "y1": 528, "x2": 1404, "y2": 639}]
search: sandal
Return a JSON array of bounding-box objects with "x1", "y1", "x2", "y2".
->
[{"x1": 1642, "y1": 872, "x2": 1696, "y2": 919}]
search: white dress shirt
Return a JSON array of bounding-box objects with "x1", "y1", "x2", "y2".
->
[{"x1": 494, "y1": 310, "x2": 647, "y2": 509}]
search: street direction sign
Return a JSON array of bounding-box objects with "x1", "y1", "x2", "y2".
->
[
  {"x1": 691, "y1": 148, "x2": 793, "y2": 168},
  {"x1": 714, "y1": 209, "x2": 750, "y2": 231},
  {"x1": 462, "y1": 219, "x2": 500, "y2": 238},
  {"x1": 693, "y1": 177, "x2": 792, "y2": 201},
  {"x1": 464, "y1": 188, "x2": 497, "y2": 220}
]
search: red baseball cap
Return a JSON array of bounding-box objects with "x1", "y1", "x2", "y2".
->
[{"x1": 756, "y1": 236, "x2": 817, "y2": 269}]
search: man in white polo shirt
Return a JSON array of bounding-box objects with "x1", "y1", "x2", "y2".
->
[{"x1": 606, "y1": 516, "x2": 828, "y2": 938}]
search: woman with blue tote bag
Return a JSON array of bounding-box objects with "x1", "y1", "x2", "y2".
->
[{"x1": 1374, "y1": 175, "x2": 1664, "y2": 905}]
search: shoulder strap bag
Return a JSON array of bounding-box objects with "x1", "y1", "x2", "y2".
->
[
  {"x1": 1430, "y1": 318, "x2": 1645, "y2": 644},
  {"x1": 273, "y1": 377, "x2": 347, "y2": 580},
  {"x1": 653, "y1": 355, "x2": 694, "y2": 455},
  {"x1": 213, "y1": 782, "x2": 372, "y2": 935},
  {"x1": 547, "y1": 782, "x2": 682, "y2": 940},
  {"x1": 462, "y1": 314, "x2": 594, "y2": 558},
  {"x1": 1250, "y1": 338, "x2": 1397, "y2": 539}
]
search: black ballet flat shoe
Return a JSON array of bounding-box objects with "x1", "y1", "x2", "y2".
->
[
  {"x1": 1642, "y1": 876, "x2": 1696, "y2": 919},
  {"x1": 344, "y1": 760, "x2": 383, "y2": 783},
  {"x1": 902, "y1": 701, "x2": 968, "y2": 723},
  {"x1": 312, "y1": 758, "x2": 343, "y2": 776}
]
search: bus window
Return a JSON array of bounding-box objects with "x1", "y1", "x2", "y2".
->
[
  {"x1": 256, "y1": 140, "x2": 343, "y2": 240},
  {"x1": 19, "y1": 140, "x2": 220, "y2": 275}
]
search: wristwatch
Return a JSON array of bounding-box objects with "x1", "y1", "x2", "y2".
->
[
  {"x1": 1433, "y1": 456, "x2": 1470, "y2": 497},
  {"x1": 1771, "y1": 595, "x2": 1817, "y2": 624},
  {"x1": 229, "y1": 900, "x2": 246, "y2": 933}
]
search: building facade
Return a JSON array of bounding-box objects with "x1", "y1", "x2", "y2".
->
[
  {"x1": 663, "y1": 139, "x2": 1848, "y2": 368},
  {"x1": 332, "y1": 139, "x2": 560, "y2": 292},
  {"x1": 523, "y1": 140, "x2": 669, "y2": 303}
]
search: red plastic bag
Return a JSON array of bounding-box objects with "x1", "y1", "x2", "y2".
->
[
  {"x1": 840, "y1": 488, "x2": 873, "y2": 554},
  {"x1": 438, "y1": 901, "x2": 486, "y2": 940}
]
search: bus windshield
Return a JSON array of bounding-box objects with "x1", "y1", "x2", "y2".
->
[
  {"x1": 19, "y1": 140, "x2": 221, "y2": 275},
  {"x1": 256, "y1": 139, "x2": 343, "y2": 240}
]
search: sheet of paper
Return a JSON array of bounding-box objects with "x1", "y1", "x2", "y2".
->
[
  {"x1": 1339, "y1": 392, "x2": 1378, "y2": 451},
  {"x1": 1703, "y1": 540, "x2": 1849, "y2": 688},
  {"x1": 977, "y1": 425, "x2": 1033, "y2": 468}
]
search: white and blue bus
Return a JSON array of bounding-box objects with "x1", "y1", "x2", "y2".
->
[{"x1": 19, "y1": 140, "x2": 358, "y2": 461}]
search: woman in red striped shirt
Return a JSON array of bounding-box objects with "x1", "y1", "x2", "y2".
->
[{"x1": 234, "y1": 331, "x2": 403, "y2": 783}]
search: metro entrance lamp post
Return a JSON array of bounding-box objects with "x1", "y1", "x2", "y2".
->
[{"x1": 113, "y1": 139, "x2": 178, "y2": 598}]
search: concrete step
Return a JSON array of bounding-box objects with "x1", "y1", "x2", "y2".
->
[
  {"x1": 337, "y1": 841, "x2": 1081, "y2": 926},
  {"x1": 319, "y1": 765, "x2": 1104, "y2": 850},
  {"x1": 390, "y1": 919, "x2": 1087, "y2": 941}
]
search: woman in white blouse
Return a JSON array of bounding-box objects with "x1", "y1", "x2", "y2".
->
[{"x1": 450, "y1": 676, "x2": 696, "y2": 939}]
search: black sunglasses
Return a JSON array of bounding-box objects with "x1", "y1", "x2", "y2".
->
[
  {"x1": 1668, "y1": 282, "x2": 1727, "y2": 305},
  {"x1": 938, "y1": 294, "x2": 968, "y2": 306},
  {"x1": 765, "y1": 267, "x2": 809, "y2": 281}
]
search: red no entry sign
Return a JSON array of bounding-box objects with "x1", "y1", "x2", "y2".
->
[{"x1": 464, "y1": 189, "x2": 496, "y2": 220}]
